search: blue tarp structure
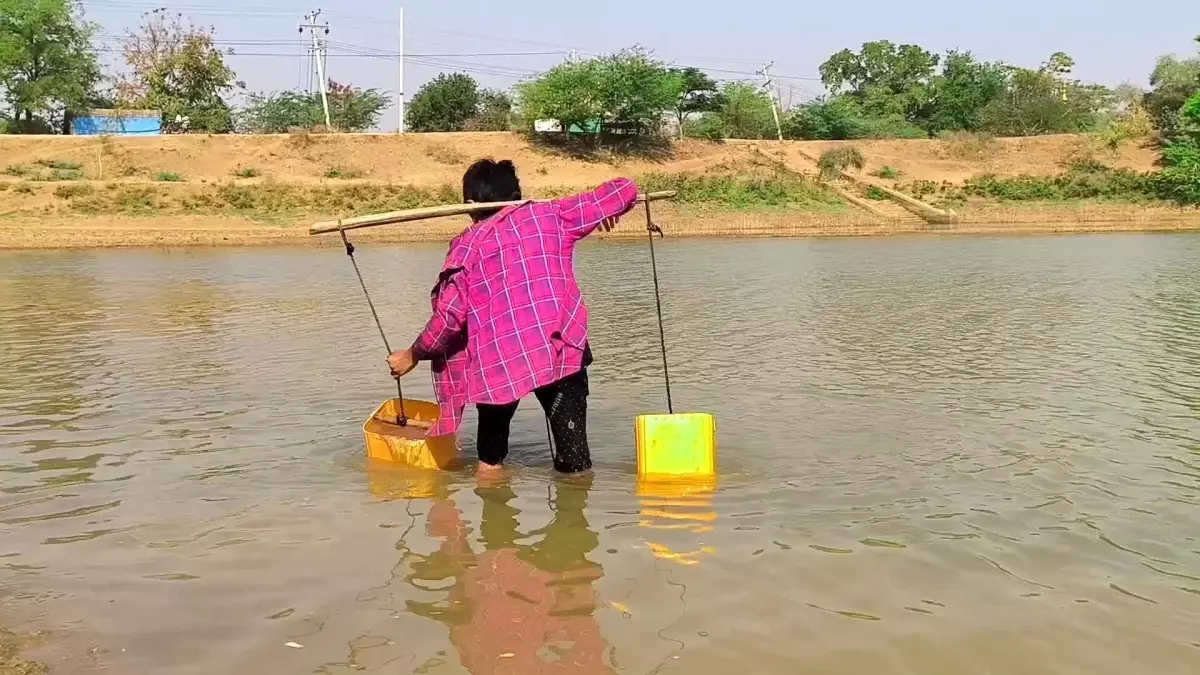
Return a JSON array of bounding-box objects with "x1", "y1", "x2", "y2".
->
[{"x1": 71, "y1": 110, "x2": 162, "y2": 136}]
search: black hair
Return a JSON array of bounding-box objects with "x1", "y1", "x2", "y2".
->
[{"x1": 462, "y1": 159, "x2": 521, "y2": 222}]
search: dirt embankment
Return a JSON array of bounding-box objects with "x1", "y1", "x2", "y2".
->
[{"x1": 0, "y1": 132, "x2": 1191, "y2": 249}]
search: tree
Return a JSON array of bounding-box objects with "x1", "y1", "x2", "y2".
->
[
  {"x1": 1155, "y1": 91, "x2": 1200, "y2": 204},
  {"x1": 465, "y1": 89, "x2": 512, "y2": 131},
  {"x1": 118, "y1": 9, "x2": 241, "y2": 133},
  {"x1": 406, "y1": 73, "x2": 480, "y2": 132},
  {"x1": 237, "y1": 91, "x2": 318, "y2": 132},
  {"x1": 236, "y1": 81, "x2": 387, "y2": 133},
  {"x1": 666, "y1": 67, "x2": 720, "y2": 137},
  {"x1": 1144, "y1": 54, "x2": 1200, "y2": 139},
  {"x1": 712, "y1": 82, "x2": 776, "y2": 139},
  {"x1": 517, "y1": 58, "x2": 602, "y2": 135},
  {"x1": 326, "y1": 80, "x2": 388, "y2": 131},
  {"x1": 1044, "y1": 52, "x2": 1075, "y2": 77},
  {"x1": 819, "y1": 41, "x2": 940, "y2": 121},
  {"x1": 517, "y1": 48, "x2": 676, "y2": 137},
  {"x1": 1183, "y1": 91, "x2": 1200, "y2": 141},
  {"x1": 924, "y1": 50, "x2": 1007, "y2": 133},
  {"x1": 593, "y1": 48, "x2": 678, "y2": 134},
  {"x1": 0, "y1": 0, "x2": 100, "y2": 133},
  {"x1": 980, "y1": 67, "x2": 1106, "y2": 136},
  {"x1": 783, "y1": 96, "x2": 866, "y2": 140}
]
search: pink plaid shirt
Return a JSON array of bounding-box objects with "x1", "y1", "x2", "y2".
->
[{"x1": 411, "y1": 178, "x2": 640, "y2": 436}]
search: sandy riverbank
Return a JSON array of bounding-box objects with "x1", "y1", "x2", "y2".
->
[
  {"x1": 1, "y1": 132, "x2": 1196, "y2": 249},
  {"x1": 3, "y1": 209, "x2": 1198, "y2": 250}
]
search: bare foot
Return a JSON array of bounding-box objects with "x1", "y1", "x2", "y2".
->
[
  {"x1": 475, "y1": 461, "x2": 505, "y2": 487},
  {"x1": 476, "y1": 462, "x2": 504, "y2": 475}
]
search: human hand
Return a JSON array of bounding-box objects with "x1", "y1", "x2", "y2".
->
[
  {"x1": 599, "y1": 216, "x2": 619, "y2": 232},
  {"x1": 387, "y1": 348, "x2": 417, "y2": 379}
]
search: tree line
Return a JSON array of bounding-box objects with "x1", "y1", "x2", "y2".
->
[
  {"x1": 1, "y1": 0, "x2": 389, "y2": 134},
  {"x1": 405, "y1": 39, "x2": 1200, "y2": 150},
  {"x1": 2, "y1": 0, "x2": 1197, "y2": 160}
]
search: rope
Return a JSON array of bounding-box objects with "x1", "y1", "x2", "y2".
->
[
  {"x1": 341, "y1": 229, "x2": 408, "y2": 426},
  {"x1": 644, "y1": 200, "x2": 674, "y2": 414}
]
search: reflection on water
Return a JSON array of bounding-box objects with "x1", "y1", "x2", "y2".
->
[
  {"x1": 637, "y1": 478, "x2": 718, "y2": 566},
  {"x1": 2, "y1": 236, "x2": 1200, "y2": 674},
  {"x1": 402, "y1": 475, "x2": 611, "y2": 673}
]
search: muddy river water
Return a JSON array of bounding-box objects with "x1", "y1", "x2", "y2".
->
[{"x1": 2, "y1": 234, "x2": 1199, "y2": 674}]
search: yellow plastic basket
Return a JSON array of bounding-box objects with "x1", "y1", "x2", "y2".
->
[{"x1": 363, "y1": 398, "x2": 460, "y2": 470}]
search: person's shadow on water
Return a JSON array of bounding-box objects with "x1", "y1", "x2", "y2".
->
[{"x1": 403, "y1": 475, "x2": 615, "y2": 674}]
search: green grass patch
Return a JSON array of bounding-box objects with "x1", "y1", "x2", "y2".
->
[
  {"x1": 154, "y1": 171, "x2": 184, "y2": 182},
  {"x1": 639, "y1": 165, "x2": 844, "y2": 211},
  {"x1": 865, "y1": 186, "x2": 888, "y2": 200},
  {"x1": 897, "y1": 161, "x2": 1200, "y2": 206},
  {"x1": 70, "y1": 182, "x2": 462, "y2": 217},
  {"x1": 959, "y1": 164, "x2": 1158, "y2": 202},
  {"x1": 232, "y1": 166, "x2": 260, "y2": 178},
  {"x1": 4, "y1": 164, "x2": 32, "y2": 177},
  {"x1": 324, "y1": 166, "x2": 364, "y2": 179},
  {"x1": 70, "y1": 186, "x2": 162, "y2": 214},
  {"x1": 871, "y1": 166, "x2": 903, "y2": 179}
]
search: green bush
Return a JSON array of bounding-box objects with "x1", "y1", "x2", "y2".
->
[
  {"x1": 784, "y1": 98, "x2": 928, "y2": 140},
  {"x1": 872, "y1": 166, "x2": 903, "y2": 179},
  {"x1": 154, "y1": 171, "x2": 184, "y2": 182},
  {"x1": 1161, "y1": 143, "x2": 1200, "y2": 169},
  {"x1": 232, "y1": 167, "x2": 260, "y2": 178},
  {"x1": 961, "y1": 164, "x2": 1158, "y2": 202},
  {"x1": 865, "y1": 186, "x2": 888, "y2": 200},
  {"x1": 817, "y1": 147, "x2": 866, "y2": 180},
  {"x1": 4, "y1": 164, "x2": 31, "y2": 177},
  {"x1": 686, "y1": 115, "x2": 726, "y2": 142},
  {"x1": 1153, "y1": 165, "x2": 1200, "y2": 205}
]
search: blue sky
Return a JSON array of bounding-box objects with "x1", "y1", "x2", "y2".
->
[{"x1": 82, "y1": 0, "x2": 1200, "y2": 130}]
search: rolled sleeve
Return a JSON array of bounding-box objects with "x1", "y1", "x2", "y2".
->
[
  {"x1": 554, "y1": 178, "x2": 640, "y2": 240},
  {"x1": 412, "y1": 269, "x2": 466, "y2": 361}
]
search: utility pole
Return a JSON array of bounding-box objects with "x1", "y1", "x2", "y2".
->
[
  {"x1": 758, "y1": 62, "x2": 784, "y2": 141},
  {"x1": 397, "y1": 7, "x2": 405, "y2": 133},
  {"x1": 299, "y1": 9, "x2": 332, "y2": 129}
]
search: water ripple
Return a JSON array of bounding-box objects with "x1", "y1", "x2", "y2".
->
[{"x1": 2, "y1": 236, "x2": 1200, "y2": 674}]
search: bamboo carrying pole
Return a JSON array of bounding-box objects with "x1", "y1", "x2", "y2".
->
[{"x1": 309, "y1": 191, "x2": 677, "y2": 235}]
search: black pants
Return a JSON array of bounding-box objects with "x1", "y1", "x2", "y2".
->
[{"x1": 476, "y1": 368, "x2": 591, "y2": 473}]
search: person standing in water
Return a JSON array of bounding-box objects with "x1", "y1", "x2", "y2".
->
[{"x1": 387, "y1": 159, "x2": 639, "y2": 473}]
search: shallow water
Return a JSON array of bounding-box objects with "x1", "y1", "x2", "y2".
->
[{"x1": 2, "y1": 234, "x2": 1200, "y2": 674}]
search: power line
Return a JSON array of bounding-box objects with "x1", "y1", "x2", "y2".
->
[{"x1": 82, "y1": 0, "x2": 827, "y2": 91}]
